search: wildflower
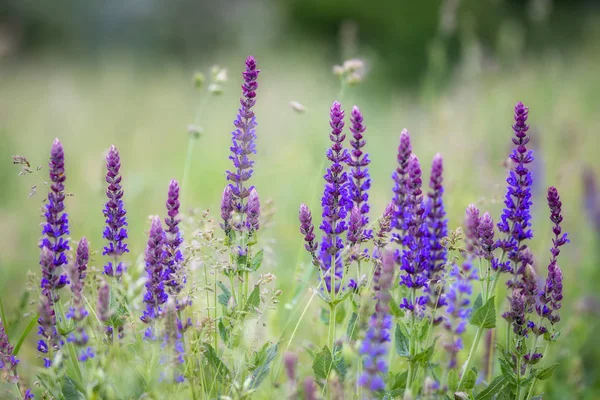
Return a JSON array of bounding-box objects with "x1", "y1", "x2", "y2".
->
[
  {"x1": 163, "y1": 300, "x2": 185, "y2": 383},
  {"x1": 40, "y1": 138, "x2": 70, "y2": 300},
  {"x1": 537, "y1": 187, "x2": 569, "y2": 326},
  {"x1": 1, "y1": 318, "x2": 19, "y2": 382},
  {"x1": 37, "y1": 293, "x2": 59, "y2": 368},
  {"x1": 102, "y1": 145, "x2": 129, "y2": 277},
  {"x1": 304, "y1": 377, "x2": 317, "y2": 400},
  {"x1": 478, "y1": 212, "x2": 496, "y2": 262},
  {"x1": 496, "y1": 102, "x2": 534, "y2": 275},
  {"x1": 347, "y1": 106, "x2": 372, "y2": 242},
  {"x1": 284, "y1": 352, "x2": 298, "y2": 383},
  {"x1": 391, "y1": 129, "x2": 412, "y2": 242},
  {"x1": 359, "y1": 250, "x2": 395, "y2": 392},
  {"x1": 464, "y1": 204, "x2": 480, "y2": 255},
  {"x1": 68, "y1": 238, "x2": 89, "y2": 321},
  {"x1": 220, "y1": 186, "x2": 234, "y2": 234},
  {"x1": 141, "y1": 217, "x2": 168, "y2": 326},
  {"x1": 319, "y1": 101, "x2": 351, "y2": 293},
  {"x1": 373, "y1": 202, "x2": 395, "y2": 251},
  {"x1": 97, "y1": 281, "x2": 113, "y2": 338},
  {"x1": 226, "y1": 56, "x2": 260, "y2": 221},
  {"x1": 299, "y1": 203, "x2": 319, "y2": 264},
  {"x1": 246, "y1": 188, "x2": 260, "y2": 233},
  {"x1": 163, "y1": 180, "x2": 185, "y2": 298},
  {"x1": 398, "y1": 155, "x2": 430, "y2": 315}
]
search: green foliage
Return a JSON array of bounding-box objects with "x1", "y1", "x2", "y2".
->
[
  {"x1": 245, "y1": 285, "x2": 261, "y2": 312},
  {"x1": 217, "y1": 281, "x2": 231, "y2": 307},
  {"x1": 395, "y1": 322, "x2": 410, "y2": 358},
  {"x1": 250, "y1": 342, "x2": 278, "y2": 389},
  {"x1": 462, "y1": 367, "x2": 478, "y2": 391},
  {"x1": 62, "y1": 376, "x2": 85, "y2": 400},
  {"x1": 535, "y1": 363, "x2": 559, "y2": 380},
  {"x1": 469, "y1": 297, "x2": 496, "y2": 329},
  {"x1": 312, "y1": 345, "x2": 334, "y2": 382},
  {"x1": 205, "y1": 343, "x2": 231, "y2": 383},
  {"x1": 475, "y1": 376, "x2": 506, "y2": 400}
]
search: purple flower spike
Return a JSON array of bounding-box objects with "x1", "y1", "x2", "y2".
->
[
  {"x1": 464, "y1": 204, "x2": 480, "y2": 255},
  {"x1": 347, "y1": 106, "x2": 372, "y2": 240},
  {"x1": 319, "y1": 101, "x2": 351, "y2": 293},
  {"x1": 141, "y1": 217, "x2": 168, "y2": 325},
  {"x1": 246, "y1": 188, "x2": 260, "y2": 232},
  {"x1": 98, "y1": 282, "x2": 111, "y2": 324},
  {"x1": 40, "y1": 138, "x2": 70, "y2": 300},
  {"x1": 299, "y1": 204, "x2": 319, "y2": 264},
  {"x1": 373, "y1": 202, "x2": 394, "y2": 250},
  {"x1": 359, "y1": 250, "x2": 395, "y2": 392},
  {"x1": 391, "y1": 129, "x2": 412, "y2": 241},
  {"x1": 37, "y1": 295, "x2": 58, "y2": 368},
  {"x1": 478, "y1": 213, "x2": 495, "y2": 261},
  {"x1": 220, "y1": 185, "x2": 234, "y2": 233},
  {"x1": 537, "y1": 187, "x2": 569, "y2": 326},
  {"x1": 68, "y1": 238, "x2": 89, "y2": 321},
  {"x1": 1, "y1": 318, "x2": 19, "y2": 382},
  {"x1": 348, "y1": 206, "x2": 363, "y2": 245},
  {"x1": 496, "y1": 102, "x2": 534, "y2": 275},
  {"x1": 102, "y1": 145, "x2": 129, "y2": 278},
  {"x1": 164, "y1": 180, "x2": 185, "y2": 297},
  {"x1": 226, "y1": 56, "x2": 260, "y2": 212},
  {"x1": 426, "y1": 154, "x2": 448, "y2": 281}
]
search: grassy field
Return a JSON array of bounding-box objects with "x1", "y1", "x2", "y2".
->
[{"x1": 1, "y1": 29, "x2": 599, "y2": 398}]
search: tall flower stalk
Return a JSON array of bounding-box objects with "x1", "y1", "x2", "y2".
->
[
  {"x1": 163, "y1": 180, "x2": 186, "y2": 308},
  {"x1": 141, "y1": 216, "x2": 167, "y2": 339},
  {"x1": 391, "y1": 130, "x2": 412, "y2": 244}
]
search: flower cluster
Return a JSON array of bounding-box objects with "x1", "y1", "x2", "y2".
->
[
  {"x1": 1, "y1": 318, "x2": 19, "y2": 382},
  {"x1": 347, "y1": 106, "x2": 371, "y2": 244},
  {"x1": 102, "y1": 145, "x2": 129, "y2": 277},
  {"x1": 141, "y1": 216, "x2": 168, "y2": 335},
  {"x1": 163, "y1": 180, "x2": 185, "y2": 298},
  {"x1": 391, "y1": 130, "x2": 412, "y2": 243}
]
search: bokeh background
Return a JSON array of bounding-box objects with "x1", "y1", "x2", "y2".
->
[{"x1": 1, "y1": 0, "x2": 599, "y2": 397}]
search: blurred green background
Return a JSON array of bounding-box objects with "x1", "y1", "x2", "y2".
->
[{"x1": 1, "y1": 0, "x2": 599, "y2": 397}]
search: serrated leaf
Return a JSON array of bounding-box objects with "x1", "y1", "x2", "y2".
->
[
  {"x1": 346, "y1": 312, "x2": 358, "y2": 340},
  {"x1": 412, "y1": 337, "x2": 438, "y2": 364},
  {"x1": 475, "y1": 375, "x2": 506, "y2": 400},
  {"x1": 250, "y1": 343, "x2": 278, "y2": 389},
  {"x1": 499, "y1": 358, "x2": 518, "y2": 386},
  {"x1": 205, "y1": 343, "x2": 230, "y2": 383},
  {"x1": 62, "y1": 376, "x2": 85, "y2": 400},
  {"x1": 332, "y1": 342, "x2": 347, "y2": 381},
  {"x1": 395, "y1": 323, "x2": 410, "y2": 357},
  {"x1": 535, "y1": 363, "x2": 558, "y2": 380},
  {"x1": 313, "y1": 346, "x2": 333, "y2": 381},
  {"x1": 462, "y1": 367, "x2": 478, "y2": 390},
  {"x1": 217, "y1": 281, "x2": 231, "y2": 307},
  {"x1": 250, "y1": 249, "x2": 264, "y2": 271},
  {"x1": 389, "y1": 371, "x2": 408, "y2": 390},
  {"x1": 472, "y1": 294, "x2": 483, "y2": 313},
  {"x1": 245, "y1": 285, "x2": 261, "y2": 311},
  {"x1": 469, "y1": 296, "x2": 496, "y2": 328},
  {"x1": 498, "y1": 384, "x2": 514, "y2": 399}
]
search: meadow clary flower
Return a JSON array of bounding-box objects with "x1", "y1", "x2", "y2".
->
[
  {"x1": 246, "y1": 188, "x2": 260, "y2": 232},
  {"x1": 102, "y1": 145, "x2": 129, "y2": 277},
  {"x1": 67, "y1": 238, "x2": 93, "y2": 362},
  {"x1": 496, "y1": 102, "x2": 533, "y2": 275},
  {"x1": 97, "y1": 281, "x2": 113, "y2": 338},
  {"x1": 478, "y1": 212, "x2": 496, "y2": 262},
  {"x1": 141, "y1": 217, "x2": 168, "y2": 328},
  {"x1": 1, "y1": 317, "x2": 19, "y2": 382},
  {"x1": 220, "y1": 185, "x2": 234, "y2": 234},
  {"x1": 163, "y1": 180, "x2": 185, "y2": 298},
  {"x1": 347, "y1": 106, "x2": 372, "y2": 242},
  {"x1": 226, "y1": 56, "x2": 260, "y2": 223},
  {"x1": 464, "y1": 204, "x2": 480, "y2": 255},
  {"x1": 163, "y1": 300, "x2": 185, "y2": 383},
  {"x1": 391, "y1": 130, "x2": 412, "y2": 243},
  {"x1": 373, "y1": 202, "x2": 394, "y2": 251},
  {"x1": 319, "y1": 101, "x2": 351, "y2": 293},
  {"x1": 40, "y1": 138, "x2": 70, "y2": 300},
  {"x1": 537, "y1": 187, "x2": 569, "y2": 326},
  {"x1": 397, "y1": 155, "x2": 430, "y2": 315},
  {"x1": 299, "y1": 203, "x2": 319, "y2": 264},
  {"x1": 359, "y1": 250, "x2": 395, "y2": 391},
  {"x1": 37, "y1": 287, "x2": 58, "y2": 368}
]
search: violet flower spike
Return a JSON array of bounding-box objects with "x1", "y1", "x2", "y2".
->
[
  {"x1": 359, "y1": 250, "x2": 395, "y2": 392},
  {"x1": 40, "y1": 138, "x2": 70, "y2": 300},
  {"x1": 141, "y1": 217, "x2": 168, "y2": 328},
  {"x1": 464, "y1": 204, "x2": 480, "y2": 255},
  {"x1": 496, "y1": 102, "x2": 534, "y2": 275},
  {"x1": 226, "y1": 56, "x2": 260, "y2": 221},
  {"x1": 220, "y1": 185, "x2": 234, "y2": 234},
  {"x1": 478, "y1": 212, "x2": 496, "y2": 262},
  {"x1": 37, "y1": 293, "x2": 58, "y2": 368},
  {"x1": 246, "y1": 188, "x2": 260, "y2": 233},
  {"x1": 0, "y1": 317, "x2": 19, "y2": 382},
  {"x1": 299, "y1": 203, "x2": 318, "y2": 261},
  {"x1": 347, "y1": 105, "x2": 372, "y2": 241},
  {"x1": 391, "y1": 129, "x2": 412, "y2": 242},
  {"x1": 102, "y1": 145, "x2": 129, "y2": 278},
  {"x1": 319, "y1": 101, "x2": 351, "y2": 293},
  {"x1": 164, "y1": 180, "x2": 185, "y2": 298}
]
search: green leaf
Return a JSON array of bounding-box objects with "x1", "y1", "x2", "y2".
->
[
  {"x1": 472, "y1": 293, "x2": 483, "y2": 313},
  {"x1": 12, "y1": 314, "x2": 38, "y2": 356},
  {"x1": 389, "y1": 371, "x2": 408, "y2": 390},
  {"x1": 475, "y1": 376, "x2": 506, "y2": 400},
  {"x1": 313, "y1": 346, "x2": 333, "y2": 381},
  {"x1": 469, "y1": 296, "x2": 496, "y2": 328},
  {"x1": 250, "y1": 249, "x2": 264, "y2": 271},
  {"x1": 447, "y1": 370, "x2": 458, "y2": 393},
  {"x1": 250, "y1": 343, "x2": 278, "y2": 389},
  {"x1": 245, "y1": 285, "x2": 261, "y2": 312},
  {"x1": 217, "y1": 281, "x2": 231, "y2": 307},
  {"x1": 535, "y1": 363, "x2": 558, "y2": 380},
  {"x1": 218, "y1": 319, "x2": 230, "y2": 346},
  {"x1": 346, "y1": 312, "x2": 358, "y2": 340},
  {"x1": 205, "y1": 343, "x2": 230, "y2": 383},
  {"x1": 332, "y1": 343, "x2": 347, "y2": 381},
  {"x1": 497, "y1": 384, "x2": 514, "y2": 400},
  {"x1": 499, "y1": 358, "x2": 518, "y2": 386},
  {"x1": 462, "y1": 367, "x2": 478, "y2": 390},
  {"x1": 395, "y1": 323, "x2": 410, "y2": 358},
  {"x1": 62, "y1": 376, "x2": 85, "y2": 400},
  {"x1": 389, "y1": 298, "x2": 404, "y2": 318},
  {"x1": 412, "y1": 337, "x2": 438, "y2": 364}
]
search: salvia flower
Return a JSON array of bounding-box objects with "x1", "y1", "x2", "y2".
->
[
  {"x1": 359, "y1": 250, "x2": 395, "y2": 392},
  {"x1": 226, "y1": 56, "x2": 260, "y2": 221},
  {"x1": 162, "y1": 300, "x2": 185, "y2": 383},
  {"x1": 478, "y1": 212, "x2": 496, "y2": 262},
  {"x1": 397, "y1": 155, "x2": 430, "y2": 315},
  {"x1": 220, "y1": 185, "x2": 234, "y2": 234},
  {"x1": 141, "y1": 217, "x2": 168, "y2": 329},
  {"x1": 246, "y1": 188, "x2": 260, "y2": 232},
  {"x1": 40, "y1": 138, "x2": 70, "y2": 300},
  {"x1": 299, "y1": 203, "x2": 319, "y2": 264},
  {"x1": 391, "y1": 129, "x2": 412, "y2": 242},
  {"x1": 37, "y1": 293, "x2": 59, "y2": 368},
  {"x1": 537, "y1": 187, "x2": 569, "y2": 326},
  {"x1": 319, "y1": 101, "x2": 351, "y2": 293},
  {"x1": 373, "y1": 202, "x2": 394, "y2": 251},
  {"x1": 464, "y1": 204, "x2": 480, "y2": 255},
  {"x1": 0, "y1": 318, "x2": 19, "y2": 382},
  {"x1": 163, "y1": 180, "x2": 185, "y2": 298},
  {"x1": 97, "y1": 281, "x2": 113, "y2": 338},
  {"x1": 347, "y1": 105, "x2": 372, "y2": 241},
  {"x1": 67, "y1": 238, "x2": 93, "y2": 361},
  {"x1": 102, "y1": 145, "x2": 129, "y2": 278},
  {"x1": 496, "y1": 102, "x2": 534, "y2": 275}
]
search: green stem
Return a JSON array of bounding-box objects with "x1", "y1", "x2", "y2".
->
[
  {"x1": 404, "y1": 288, "x2": 417, "y2": 399},
  {"x1": 457, "y1": 323, "x2": 484, "y2": 390},
  {"x1": 525, "y1": 341, "x2": 551, "y2": 400}
]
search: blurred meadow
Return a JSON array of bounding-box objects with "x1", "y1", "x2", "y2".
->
[{"x1": 1, "y1": 0, "x2": 600, "y2": 398}]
